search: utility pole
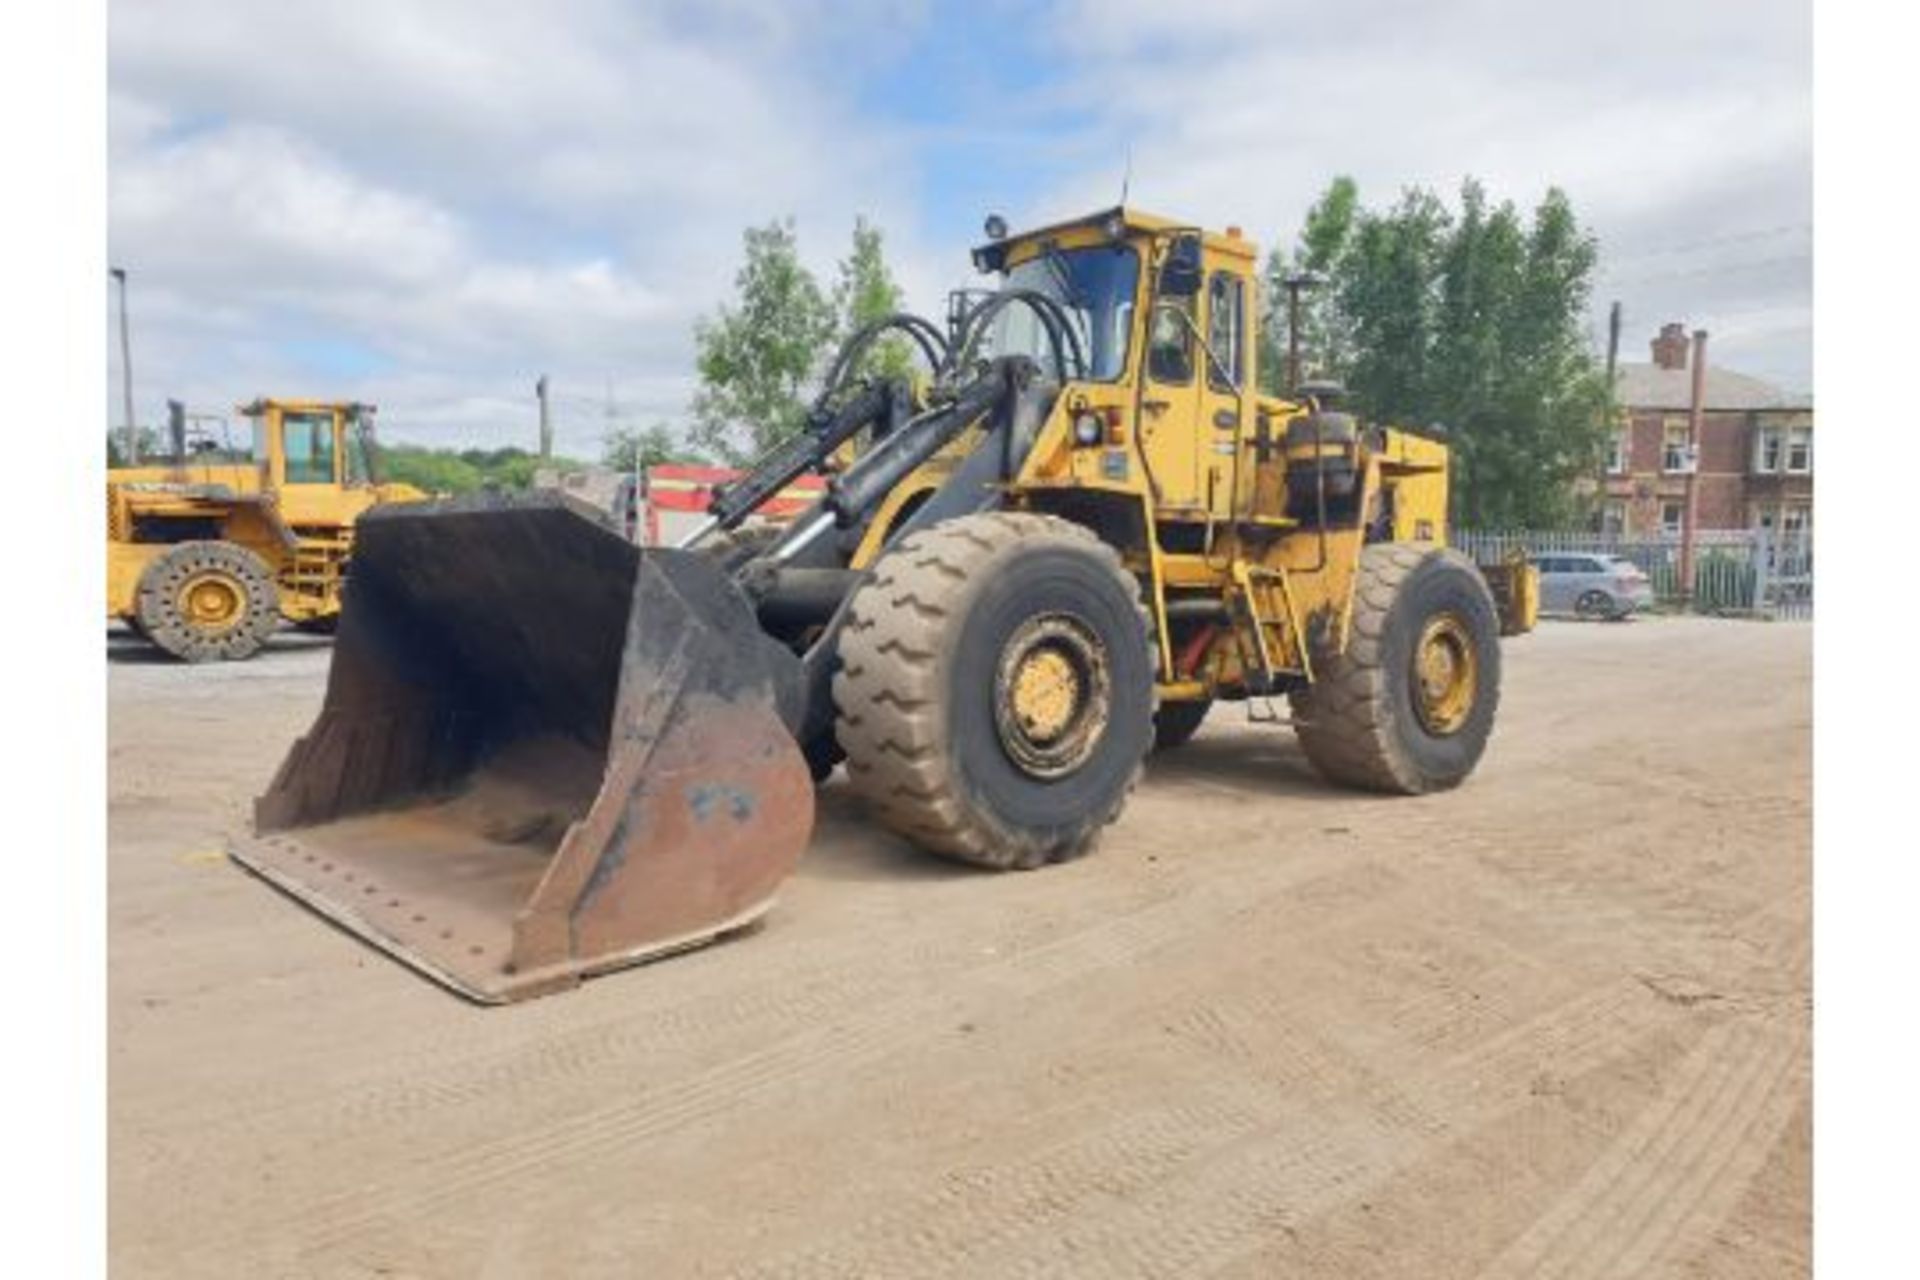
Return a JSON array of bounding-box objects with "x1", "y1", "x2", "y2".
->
[
  {"x1": 535, "y1": 375, "x2": 552, "y2": 460},
  {"x1": 1679, "y1": 328, "x2": 1709, "y2": 603},
  {"x1": 1601, "y1": 300, "x2": 1623, "y2": 509},
  {"x1": 1281, "y1": 269, "x2": 1325, "y2": 395},
  {"x1": 111, "y1": 267, "x2": 137, "y2": 463},
  {"x1": 1604, "y1": 301, "x2": 1622, "y2": 386}
]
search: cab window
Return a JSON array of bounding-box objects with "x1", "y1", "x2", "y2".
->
[
  {"x1": 281, "y1": 412, "x2": 338, "y2": 484},
  {"x1": 1206, "y1": 272, "x2": 1244, "y2": 392},
  {"x1": 1147, "y1": 295, "x2": 1195, "y2": 384}
]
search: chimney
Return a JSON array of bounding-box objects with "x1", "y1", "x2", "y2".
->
[{"x1": 1651, "y1": 322, "x2": 1690, "y2": 371}]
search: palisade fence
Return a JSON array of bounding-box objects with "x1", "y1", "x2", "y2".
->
[{"x1": 1454, "y1": 528, "x2": 1814, "y2": 620}]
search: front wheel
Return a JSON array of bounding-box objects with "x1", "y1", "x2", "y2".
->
[
  {"x1": 134, "y1": 540, "x2": 281, "y2": 662},
  {"x1": 834, "y1": 512, "x2": 1154, "y2": 869},
  {"x1": 1289, "y1": 544, "x2": 1502, "y2": 794}
]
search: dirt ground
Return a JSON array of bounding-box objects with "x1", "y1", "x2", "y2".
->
[{"x1": 108, "y1": 615, "x2": 1811, "y2": 1279}]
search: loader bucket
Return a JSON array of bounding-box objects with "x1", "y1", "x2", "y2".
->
[{"x1": 229, "y1": 493, "x2": 815, "y2": 1003}]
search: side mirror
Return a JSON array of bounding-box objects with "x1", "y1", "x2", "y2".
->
[{"x1": 1158, "y1": 233, "x2": 1203, "y2": 298}]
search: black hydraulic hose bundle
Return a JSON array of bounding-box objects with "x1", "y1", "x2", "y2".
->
[{"x1": 708, "y1": 287, "x2": 1085, "y2": 540}]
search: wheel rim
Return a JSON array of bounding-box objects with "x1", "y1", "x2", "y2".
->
[
  {"x1": 1410, "y1": 612, "x2": 1478, "y2": 737},
  {"x1": 176, "y1": 570, "x2": 247, "y2": 634},
  {"x1": 993, "y1": 613, "x2": 1111, "y2": 778}
]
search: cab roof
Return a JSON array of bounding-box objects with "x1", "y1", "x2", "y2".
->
[{"x1": 972, "y1": 206, "x2": 1258, "y2": 272}]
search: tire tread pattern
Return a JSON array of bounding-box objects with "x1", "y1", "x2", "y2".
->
[
  {"x1": 134, "y1": 539, "x2": 281, "y2": 663},
  {"x1": 1289, "y1": 542, "x2": 1498, "y2": 794},
  {"x1": 834, "y1": 512, "x2": 1151, "y2": 870}
]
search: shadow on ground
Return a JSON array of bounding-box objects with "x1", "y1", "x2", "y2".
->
[{"x1": 106, "y1": 625, "x2": 334, "y2": 665}]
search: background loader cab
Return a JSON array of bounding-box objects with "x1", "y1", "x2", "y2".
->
[{"x1": 106, "y1": 398, "x2": 423, "y2": 661}]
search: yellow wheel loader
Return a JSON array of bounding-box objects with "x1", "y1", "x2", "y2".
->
[
  {"x1": 232, "y1": 209, "x2": 1534, "y2": 1002},
  {"x1": 107, "y1": 399, "x2": 424, "y2": 661}
]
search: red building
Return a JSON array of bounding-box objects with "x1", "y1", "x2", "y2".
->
[{"x1": 1602, "y1": 323, "x2": 1813, "y2": 542}]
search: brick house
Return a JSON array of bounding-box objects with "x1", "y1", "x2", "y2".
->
[{"x1": 1600, "y1": 323, "x2": 1813, "y2": 542}]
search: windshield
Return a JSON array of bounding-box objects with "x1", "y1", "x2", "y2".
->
[{"x1": 987, "y1": 243, "x2": 1139, "y2": 381}]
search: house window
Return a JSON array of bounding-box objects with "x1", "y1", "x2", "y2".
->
[
  {"x1": 1606, "y1": 428, "x2": 1628, "y2": 475},
  {"x1": 1660, "y1": 500, "x2": 1685, "y2": 536},
  {"x1": 1754, "y1": 426, "x2": 1783, "y2": 473},
  {"x1": 1781, "y1": 505, "x2": 1810, "y2": 539},
  {"x1": 1785, "y1": 427, "x2": 1812, "y2": 474},
  {"x1": 1599, "y1": 499, "x2": 1627, "y2": 535},
  {"x1": 1662, "y1": 419, "x2": 1690, "y2": 473}
]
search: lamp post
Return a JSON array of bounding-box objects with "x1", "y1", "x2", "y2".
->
[
  {"x1": 111, "y1": 266, "x2": 137, "y2": 463},
  {"x1": 1281, "y1": 269, "x2": 1325, "y2": 395}
]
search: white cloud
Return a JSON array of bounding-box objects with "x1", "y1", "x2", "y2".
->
[
  {"x1": 1033, "y1": 0, "x2": 1812, "y2": 391},
  {"x1": 107, "y1": 0, "x2": 945, "y2": 456},
  {"x1": 107, "y1": 0, "x2": 1812, "y2": 460}
]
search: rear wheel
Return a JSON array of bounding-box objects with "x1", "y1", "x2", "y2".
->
[
  {"x1": 835, "y1": 512, "x2": 1154, "y2": 869},
  {"x1": 1289, "y1": 543, "x2": 1501, "y2": 794},
  {"x1": 135, "y1": 540, "x2": 281, "y2": 662},
  {"x1": 1574, "y1": 588, "x2": 1614, "y2": 619},
  {"x1": 1152, "y1": 698, "x2": 1211, "y2": 750}
]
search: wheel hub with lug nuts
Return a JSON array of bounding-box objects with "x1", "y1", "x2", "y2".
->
[
  {"x1": 1411, "y1": 612, "x2": 1477, "y2": 736},
  {"x1": 178, "y1": 571, "x2": 245, "y2": 633},
  {"x1": 993, "y1": 613, "x2": 1111, "y2": 778}
]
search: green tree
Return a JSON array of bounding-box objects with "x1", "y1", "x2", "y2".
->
[
  {"x1": 691, "y1": 219, "x2": 836, "y2": 465},
  {"x1": 602, "y1": 423, "x2": 702, "y2": 471},
  {"x1": 831, "y1": 216, "x2": 914, "y2": 388},
  {"x1": 377, "y1": 443, "x2": 584, "y2": 494},
  {"x1": 1260, "y1": 175, "x2": 1358, "y2": 394},
  {"x1": 1279, "y1": 177, "x2": 1609, "y2": 526},
  {"x1": 105, "y1": 426, "x2": 162, "y2": 467}
]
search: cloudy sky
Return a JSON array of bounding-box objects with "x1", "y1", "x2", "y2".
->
[{"x1": 107, "y1": 0, "x2": 1811, "y2": 458}]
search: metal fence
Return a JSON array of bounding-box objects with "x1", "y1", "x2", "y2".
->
[{"x1": 1454, "y1": 528, "x2": 1813, "y2": 620}]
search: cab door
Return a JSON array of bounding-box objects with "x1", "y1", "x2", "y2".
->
[
  {"x1": 1197, "y1": 265, "x2": 1250, "y2": 521},
  {"x1": 1139, "y1": 284, "x2": 1205, "y2": 512},
  {"x1": 273, "y1": 406, "x2": 347, "y2": 526}
]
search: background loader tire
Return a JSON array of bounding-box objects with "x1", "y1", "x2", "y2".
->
[
  {"x1": 1289, "y1": 543, "x2": 1501, "y2": 794},
  {"x1": 834, "y1": 512, "x2": 1154, "y2": 870},
  {"x1": 1152, "y1": 698, "x2": 1211, "y2": 750},
  {"x1": 135, "y1": 540, "x2": 281, "y2": 663}
]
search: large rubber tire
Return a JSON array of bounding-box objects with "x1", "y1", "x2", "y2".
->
[
  {"x1": 134, "y1": 540, "x2": 281, "y2": 663},
  {"x1": 1152, "y1": 698, "x2": 1211, "y2": 750},
  {"x1": 1289, "y1": 543, "x2": 1501, "y2": 794},
  {"x1": 834, "y1": 512, "x2": 1154, "y2": 869}
]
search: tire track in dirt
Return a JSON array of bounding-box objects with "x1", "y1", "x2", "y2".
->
[
  {"x1": 255, "y1": 848, "x2": 1400, "y2": 1264},
  {"x1": 131, "y1": 873, "x2": 1159, "y2": 1142},
  {"x1": 725, "y1": 966, "x2": 1692, "y2": 1279},
  {"x1": 1473, "y1": 1015, "x2": 1807, "y2": 1280}
]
